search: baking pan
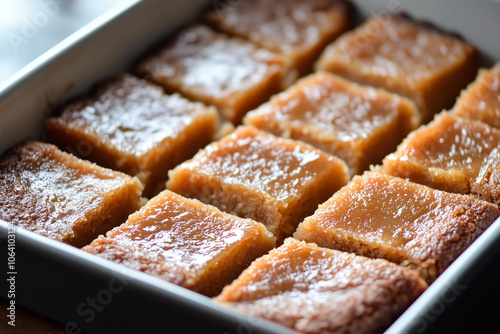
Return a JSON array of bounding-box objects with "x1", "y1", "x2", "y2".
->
[{"x1": 1, "y1": 0, "x2": 500, "y2": 333}]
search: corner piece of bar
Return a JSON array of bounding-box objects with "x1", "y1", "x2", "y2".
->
[
  {"x1": 0, "y1": 141, "x2": 143, "y2": 247},
  {"x1": 452, "y1": 62, "x2": 500, "y2": 129},
  {"x1": 381, "y1": 112, "x2": 500, "y2": 205}
]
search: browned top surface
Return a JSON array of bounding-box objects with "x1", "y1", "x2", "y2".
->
[
  {"x1": 0, "y1": 142, "x2": 133, "y2": 242},
  {"x1": 216, "y1": 238, "x2": 427, "y2": 333},
  {"x1": 246, "y1": 71, "x2": 419, "y2": 142},
  {"x1": 205, "y1": 0, "x2": 350, "y2": 56},
  {"x1": 171, "y1": 126, "x2": 348, "y2": 202},
  {"x1": 297, "y1": 172, "x2": 499, "y2": 251},
  {"x1": 454, "y1": 62, "x2": 500, "y2": 128},
  {"x1": 48, "y1": 74, "x2": 216, "y2": 157},
  {"x1": 318, "y1": 15, "x2": 478, "y2": 89},
  {"x1": 84, "y1": 190, "x2": 274, "y2": 277},
  {"x1": 137, "y1": 25, "x2": 285, "y2": 103},
  {"x1": 385, "y1": 113, "x2": 500, "y2": 181}
]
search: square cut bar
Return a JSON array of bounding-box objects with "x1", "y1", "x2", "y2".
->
[
  {"x1": 215, "y1": 238, "x2": 427, "y2": 334},
  {"x1": 452, "y1": 62, "x2": 500, "y2": 129},
  {"x1": 83, "y1": 190, "x2": 275, "y2": 297},
  {"x1": 294, "y1": 172, "x2": 499, "y2": 283},
  {"x1": 244, "y1": 72, "x2": 419, "y2": 176},
  {"x1": 46, "y1": 74, "x2": 218, "y2": 197},
  {"x1": 205, "y1": 0, "x2": 351, "y2": 76},
  {"x1": 381, "y1": 112, "x2": 500, "y2": 205},
  {"x1": 0, "y1": 142, "x2": 143, "y2": 247},
  {"x1": 167, "y1": 126, "x2": 349, "y2": 242},
  {"x1": 316, "y1": 14, "x2": 480, "y2": 123},
  {"x1": 136, "y1": 25, "x2": 291, "y2": 125}
]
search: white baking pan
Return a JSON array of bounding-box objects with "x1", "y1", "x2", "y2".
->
[{"x1": 1, "y1": 0, "x2": 499, "y2": 333}]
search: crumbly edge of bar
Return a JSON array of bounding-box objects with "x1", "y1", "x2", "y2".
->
[
  {"x1": 69, "y1": 176, "x2": 144, "y2": 248},
  {"x1": 215, "y1": 239, "x2": 427, "y2": 334}
]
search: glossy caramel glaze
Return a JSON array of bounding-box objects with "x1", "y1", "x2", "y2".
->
[
  {"x1": 167, "y1": 126, "x2": 348, "y2": 241},
  {"x1": 299, "y1": 173, "x2": 445, "y2": 248},
  {"x1": 319, "y1": 15, "x2": 473, "y2": 87},
  {"x1": 294, "y1": 172, "x2": 499, "y2": 281},
  {"x1": 48, "y1": 74, "x2": 216, "y2": 157},
  {"x1": 390, "y1": 114, "x2": 499, "y2": 176},
  {"x1": 248, "y1": 72, "x2": 418, "y2": 141},
  {"x1": 107, "y1": 191, "x2": 269, "y2": 270},
  {"x1": 170, "y1": 126, "x2": 346, "y2": 202},
  {"x1": 382, "y1": 113, "x2": 500, "y2": 200},
  {"x1": 317, "y1": 14, "x2": 479, "y2": 121},
  {"x1": 244, "y1": 72, "x2": 419, "y2": 174},
  {"x1": 453, "y1": 62, "x2": 500, "y2": 129},
  {"x1": 0, "y1": 142, "x2": 142, "y2": 245},
  {"x1": 205, "y1": 0, "x2": 350, "y2": 74},
  {"x1": 46, "y1": 74, "x2": 218, "y2": 197},
  {"x1": 84, "y1": 190, "x2": 275, "y2": 296},
  {"x1": 136, "y1": 25, "x2": 287, "y2": 124},
  {"x1": 215, "y1": 238, "x2": 427, "y2": 334}
]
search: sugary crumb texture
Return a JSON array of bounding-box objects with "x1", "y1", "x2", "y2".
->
[{"x1": 1, "y1": 1, "x2": 499, "y2": 333}]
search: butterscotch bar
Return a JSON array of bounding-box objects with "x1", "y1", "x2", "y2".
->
[
  {"x1": 317, "y1": 15, "x2": 480, "y2": 123},
  {"x1": 294, "y1": 171, "x2": 499, "y2": 282},
  {"x1": 83, "y1": 190, "x2": 275, "y2": 296},
  {"x1": 0, "y1": 142, "x2": 143, "y2": 247}
]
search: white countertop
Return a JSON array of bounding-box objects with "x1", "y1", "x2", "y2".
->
[{"x1": 0, "y1": 0, "x2": 123, "y2": 84}]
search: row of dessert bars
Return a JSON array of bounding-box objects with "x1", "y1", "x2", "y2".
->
[
  {"x1": 44, "y1": 1, "x2": 481, "y2": 200},
  {"x1": 213, "y1": 52, "x2": 500, "y2": 334},
  {"x1": 1, "y1": 0, "x2": 499, "y2": 333},
  {"x1": 1, "y1": 0, "x2": 359, "y2": 249},
  {"x1": 211, "y1": 68, "x2": 500, "y2": 333},
  {"x1": 45, "y1": 0, "x2": 353, "y2": 199}
]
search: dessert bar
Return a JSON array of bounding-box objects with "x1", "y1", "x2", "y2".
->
[
  {"x1": 167, "y1": 126, "x2": 349, "y2": 242},
  {"x1": 83, "y1": 190, "x2": 275, "y2": 297},
  {"x1": 294, "y1": 171, "x2": 499, "y2": 282},
  {"x1": 452, "y1": 62, "x2": 500, "y2": 129},
  {"x1": 215, "y1": 238, "x2": 427, "y2": 334},
  {"x1": 136, "y1": 25, "x2": 290, "y2": 125},
  {"x1": 0, "y1": 142, "x2": 143, "y2": 247},
  {"x1": 382, "y1": 112, "x2": 500, "y2": 205},
  {"x1": 205, "y1": 0, "x2": 351, "y2": 76},
  {"x1": 316, "y1": 14, "x2": 480, "y2": 122},
  {"x1": 46, "y1": 74, "x2": 218, "y2": 197},
  {"x1": 244, "y1": 71, "x2": 419, "y2": 176}
]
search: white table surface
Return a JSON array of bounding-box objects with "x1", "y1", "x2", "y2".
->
[{"x1": 0, "y1": 0, "x2": 124, "y2": 85}]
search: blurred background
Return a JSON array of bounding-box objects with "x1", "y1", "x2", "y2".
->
[
  {"x1": 0, "y1": 0, "x2": 124, "y2": 84},
  {"x1": 1, "y1": 1, "x2": 500, "y2": 333}
]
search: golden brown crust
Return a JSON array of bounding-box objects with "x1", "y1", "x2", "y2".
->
[
  {"x1": 205, "y1": 0, "x2": 352, "y2": 76},
  {"x1": 244, "y1": 72, "x2": 420, "y2": 176},
  {"x1": 294, "y1": 172, "x2": 499, "y2": 283},
  {"x1": 0, "y1": 141, "x2": 143, "y2": 247},
  {"x1": 382, "y1": 113, "x2": 500, "y2": 206},
  {"x1": 167, "y1": 126, "x2": 349, "y2": 243},
  {"x1": 215, "y1": 239, "x2": 427, "y2": 334},
  {"x1": 452, "y1": 62, "x2": 500, "y2": 129},
  {"x1": 135, "y1": 25, "x2": 289, "y2": 125},
  {"x1": 402, "y1": 195, "x2": 499, "y2": 281},
  {"x1": 83, "y1": 236, "x2": 192, "y2": 287},
  {"x1": 83, "y1": 190, "x2": 275, "y2": 296},
  {"x1": 316, "y1": 14, "x2": 480, "y2": 122}
]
